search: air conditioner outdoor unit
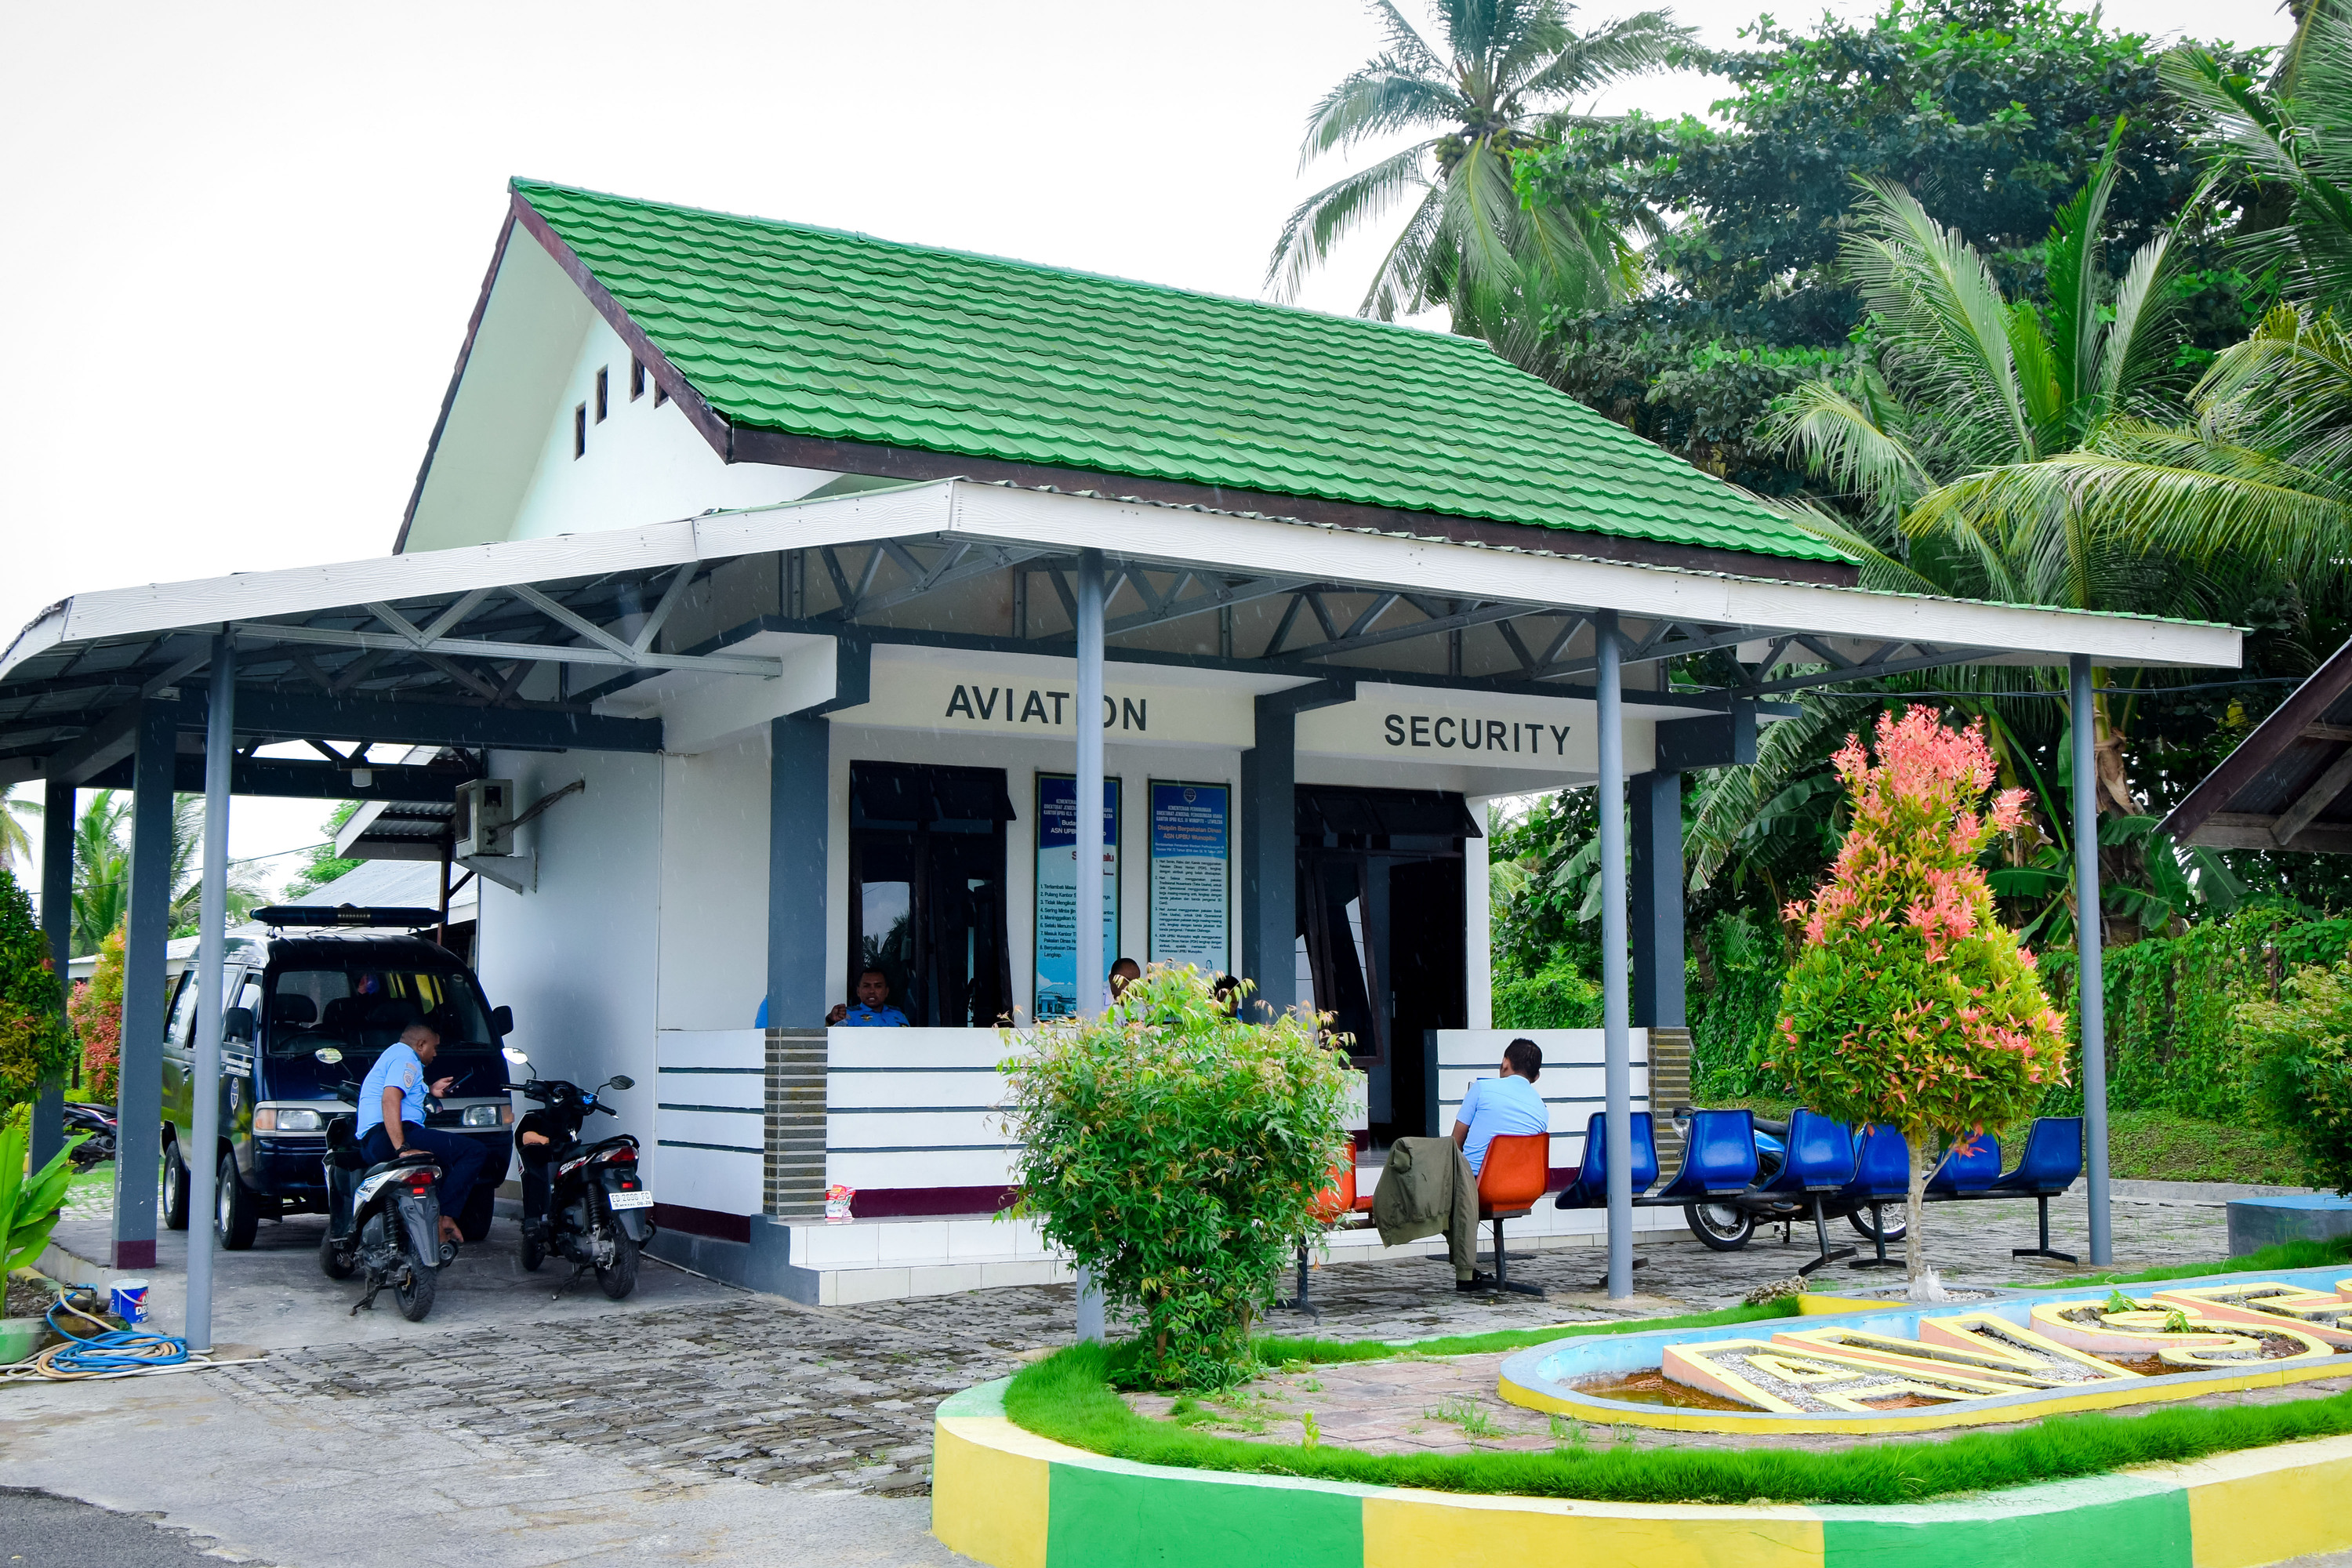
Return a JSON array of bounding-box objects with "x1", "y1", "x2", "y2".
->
[{"x1": 453, "y1": 779, "x2": 516, "y2": 859}]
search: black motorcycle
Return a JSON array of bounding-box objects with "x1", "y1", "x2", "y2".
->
[
  {"x1": 320, "y1": 1112, "x2": 454, "y2": 1321},
  {"x1": 62, "y1": 1103, "x2": 117, "y2": 1170},
  {"x1": 511, "y1": 1056, "x2": 652, "y2": 1301}
]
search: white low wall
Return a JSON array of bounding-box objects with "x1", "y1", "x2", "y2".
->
[
  {"x1": 826, "y1": 1026, "x2": 1025, "y2": 1195},
  {"x1": 1432, "y1": 1029, "x2": 1649, "y2": 1173},
  {"x1": 655, "y1": 1027, "x2": 764, "y2": 1215}
]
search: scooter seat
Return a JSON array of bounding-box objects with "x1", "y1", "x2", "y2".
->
[{"x1": 359, "y1": 1152, "x2": 440, "y2": 1181}]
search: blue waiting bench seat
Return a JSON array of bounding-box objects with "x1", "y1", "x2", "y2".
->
[{"x1": 1748, "y1": 1109, "x2": 1860, "y2": 1275}]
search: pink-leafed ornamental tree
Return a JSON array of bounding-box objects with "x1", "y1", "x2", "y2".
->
[{"x1": 1769, "y1": 707, "x2": 2071, "y2": 1297}]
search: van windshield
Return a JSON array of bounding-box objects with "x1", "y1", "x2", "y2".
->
[{"x1": 263, "y1": 967, "x2": 502, "y2": 1100}]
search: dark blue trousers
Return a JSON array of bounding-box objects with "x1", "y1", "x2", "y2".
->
[{"x1": 361, "y1": 1122, "x2": 488, "y2": 1215}]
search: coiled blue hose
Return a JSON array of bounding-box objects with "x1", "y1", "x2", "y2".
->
[{"x1": 38, "y1": 1285, "x2": 190, "y2": 1374}]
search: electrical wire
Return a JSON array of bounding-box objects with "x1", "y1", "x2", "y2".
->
[{"x1": 1792, "y1": 677, "x2": 2303, "y2": 700}]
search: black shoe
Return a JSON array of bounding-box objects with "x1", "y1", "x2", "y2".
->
[
  {"x1": 522, "y1": 1219, "x2": 550, "y2": 1244},
  {"x1": 1456, "y1": 1272, "x2": 1496, "y2": 1293}
]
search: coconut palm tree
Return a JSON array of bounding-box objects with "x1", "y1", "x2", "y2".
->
[
  {"x1": 70, "y1": 791, "x2": 131, "y2": 957},
  {"x1": 1916, "y1": 8, "x2": 2352, "y2": 572},
  {"x1": 0, "y1": 787, "x2": 37, "y2": 874},
  {"x1": 1686, "y1": 140, "x2": 2278, "y2": 940},
  {"x1": 1266, "y1": 0, "x2": 1686, "y2": 339}
]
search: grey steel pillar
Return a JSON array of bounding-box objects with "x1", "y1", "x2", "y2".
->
[
  {"x1": 1239, "y1": 701, "x2": 1297, "y2": 1016},
  {"x1": 2071, "y1": 653, "x2": 2111, "y2": 1265},
  {"x1": 186, "y1": 637, "x2": 234, "y2": 1352},
  {"x1": 1628, "y1": 771, "x2": 1686, "y2": 1029},
  {"x1": 1073, "y1": 547, "x2": 1107, "y2": 1343},
  {"x1": 31, "y1": 776, "x2": 74, "y2": 1171},
  {"x1": 114, "y1": 696, "x2": 176, "y2": 1271},
  {"x1": 768, "y1": 713, "x2": 832, "y2": 1026},
  {"x1": 1596, "y1": 613, "x2": 1633, "y2": 1299}
]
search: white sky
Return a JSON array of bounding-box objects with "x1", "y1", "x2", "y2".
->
[{"x1": 0, "y1": 0, "x2": 2296, "y2": 898}]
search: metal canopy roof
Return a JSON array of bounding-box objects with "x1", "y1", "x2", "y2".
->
[
  {"x1": 2, "y1": 478, "x2": 2243, "y2": 793},
  {"x1": 2161, "y1": 636, "x2": 2352, "y2": 853}
]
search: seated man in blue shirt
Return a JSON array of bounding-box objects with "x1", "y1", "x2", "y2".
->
[
  {"x1": 826, "y1": 967, "x2": 909, "y2": 1027},
  {"x1": 356, "y1": 1012, "x2": 488, "y2": 1248},
  {"x1": 1452, "y1": 1036, "x2": 1549, "y2": 1178}
]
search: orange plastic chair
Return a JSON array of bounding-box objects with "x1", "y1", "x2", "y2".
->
[
  {"x1": 1285, "y1": 1136, "x2": 1362, "y2": 1319},
  {"x1": 1475, "y1": 1132, "x2": 1552, "y2": 1298},
  {"x1": 1311, "y1": 1135, "x2": 1358, "y2": 1225}
]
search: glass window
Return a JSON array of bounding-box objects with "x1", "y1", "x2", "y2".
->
[{"x1": 265, "y1": 967, "x2": 491, "y2": 1057}]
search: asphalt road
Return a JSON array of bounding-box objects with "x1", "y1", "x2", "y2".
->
[{"x1": 2, "y1": 1488, "x2": 270, "y2": 1567}]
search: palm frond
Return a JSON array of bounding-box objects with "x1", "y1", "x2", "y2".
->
[
  {"x1": 1518, "y1": 9, "x2": 1694, "y2": 100},
  {"x1": 1265, "y1": 140, "x2": 1436, "y2": 302},
  {"x1": 1686, "y1": 695, "x2": 1874, "y2": 897},
  {"x1": 1434, "y1": 136, "x2": 1529, "y2": 318},
  {"x1": 1363, "y1": 0, "x2": 1447, "y2": 80},
  {"x1": 1299, "y1": 65, "x2": 1465, "y2": 168},
  {"x1": 1843, "y1": 177, "x2": 2038, "y2": 466},
  {"x1": 1360, "y1": 182, "x2": 1450, "y2": 321},
  {"x1": 2044, "y1": 118, "x2": 2122, "y2": 412},
  {"x1": 1755, "y1": 495, "x2": 1947, "y2": 597},
  {"x1": 1755, "y1": 376, "x2": 1934, "y2": 519},
  {"x1": 1488, "y1": 0, "x2": 1571, "y2": 95},
  {"x1": 1909, "y1": 426, "x2": 2352, "y2": 580},
  {"x1": 2092, "y1": 227, "x2": 2187, "y2": 425}
]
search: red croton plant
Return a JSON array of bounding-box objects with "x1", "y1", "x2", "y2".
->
[{"x1": 1769, "y1": 706, "x2": 2071, "y2": 1297}]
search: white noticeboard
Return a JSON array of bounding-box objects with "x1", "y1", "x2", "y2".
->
[{"x1": 1147, "y1": 780, "x2": 1229, "y2": 978}]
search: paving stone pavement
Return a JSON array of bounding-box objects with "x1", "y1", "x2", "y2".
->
[{"x1": 187, "y1": 1185, "x2": 2229, "y2": 1505}]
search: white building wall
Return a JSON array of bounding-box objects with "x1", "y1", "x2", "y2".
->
[
  {"x1": 656, "y1": 735, "x2": 771, "y2": 1031},
  {"x1": 400, "y1": 227, "x2": 835, "y2": 553},
  {"x1": 474, "y1": 748, "x2": 664, "y2": 1186}
]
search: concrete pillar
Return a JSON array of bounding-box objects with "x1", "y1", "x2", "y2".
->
[
  {"x1": 113, "y1": 696, "x2": 176, "y2": 1270},
  {"x1": 2071, "y1": 653, "x2": 2111, "y2": 1265},
  {"x1": 1239, "y1": 701, "x2": 1297, "y2": 1018},
  {"x1": 1628, "y1": 771, "x2": 1686, "y2": 1029},
  {"x1": 185, "y1": 638, "x2": 234, "y2": 1352},
  {"x1": 31, "y1": 776, "x2": 73, "y2": 1171},
  {"x1": 1463, "y1": 797, "x2": 1492, "y2": 1031},
  {"x1": 766, "y1": 713, "x2": 832, "y2": 1029},
  {"x1": 1596, "y1": 613, "x2": 1633, "y2": 1300}
]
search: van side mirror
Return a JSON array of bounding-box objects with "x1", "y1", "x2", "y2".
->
[
  {"x1": 491, "y1": 1005, "x2": 514, "y2": 1038},
  {"x1": 223, "y1": 1007, "x2": 256, "y2": 1044}
]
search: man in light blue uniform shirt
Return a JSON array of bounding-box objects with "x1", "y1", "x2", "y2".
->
[
  {"x1": 826, "y1": 967, "x2": 909, "y2": 1027},
  {"x1": 358, "y1": 1014, "x2": 486, "y2": 1247},
  {"x1": 1452, "y1": 1037, "x2": 1550, "y2": 1177}
]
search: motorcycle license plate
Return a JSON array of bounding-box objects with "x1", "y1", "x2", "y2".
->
[{"x1": 608, "y1": 1190, "x2": 654, "y2": 1210}]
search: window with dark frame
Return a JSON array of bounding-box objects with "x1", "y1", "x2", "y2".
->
[
  {"x1": 573, "y1": 403, "x2": 586, "y2": 458},
  {"x1": 594, "y1": 366, "x2": 608, "y2": 422},
  {"x1": 630, "y1": 358, "x2": 644, "y2": 400}
]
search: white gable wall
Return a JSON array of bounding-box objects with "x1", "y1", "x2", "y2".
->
[{"x1": 401, "y1": 226, "x2": 834, "y2": 553}]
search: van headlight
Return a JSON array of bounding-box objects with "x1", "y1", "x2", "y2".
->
[
  {"x1": 255, "y1": 1106, "x2": 324, "y2": 1133},
  {"x1": 461, "y1": 1104, "x2": 509, "y2": 1127}
]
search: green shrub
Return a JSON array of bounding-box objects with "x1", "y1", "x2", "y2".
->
[
  {"x1": 1492, "y1": 957, "x2": 1601, "y2": 1029},
  {"x1": 2236, "y1": 957, "x2": 2352, "y2": 1194},
  {"x1": 1690, "y1": 910, "x2": 1788, "y2": 1100},
  {"x1": 999, "y1": 964, "x2": 1353, "y2": 1390},
  {"x1": 2, "y1": 1115, "x2": 83, "y2": 1272},
  {"x1": 1772, "y1": 710, "x2": 2070, "y2": 1290},
  {"x1": 0, "y1": 866, "x2": 71, "y2": 1115}
]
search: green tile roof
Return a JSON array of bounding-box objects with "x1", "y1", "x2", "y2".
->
[{"x1": 513, "y1": 180, "x2": 1853, "y2": 568}]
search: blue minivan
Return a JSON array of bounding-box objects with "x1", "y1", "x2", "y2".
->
[{"x1": 158, "y1": 909, "x2": 516, "y2": 1249}]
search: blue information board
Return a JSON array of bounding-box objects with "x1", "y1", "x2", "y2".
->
[
  {"x1": 1148, "y1": 781, "x2": 1229, "y2": 977},
  {"x1": 1034, "y1": 774, "x2": 1120, "y2": 1021}
]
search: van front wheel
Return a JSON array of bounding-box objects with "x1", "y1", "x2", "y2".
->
[{"x1": 159, "y1": 1138, "x2": 190, "y2": 1232}]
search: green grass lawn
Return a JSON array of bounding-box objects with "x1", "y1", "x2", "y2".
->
[
  {"x1": 1004, "y1": 1264, "x2": 2352, "y2": 1506},
  {"x1": 2038, "y1": 1232, "x2": 2352, "y2": 1289}
]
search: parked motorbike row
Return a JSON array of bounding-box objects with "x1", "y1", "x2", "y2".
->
[{"x1": 316, "y1": 1048, "x2": 654, "y2": 1322}]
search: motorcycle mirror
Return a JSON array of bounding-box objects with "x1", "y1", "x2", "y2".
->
[
  {"x1": 501, "y1": 1046, "x2": 529, "y2": 1065},
  {"x1": 607, "y1": 1074, "x2": 634, "y2": 1091}
]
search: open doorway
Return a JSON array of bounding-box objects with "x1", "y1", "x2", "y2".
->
[
  {"x1": 847, "y1": 762, "x2": 1016, "y2": 1027},
  {"x1": 1294, "y1": 786, "x2": 1475, "y2": 1145}
]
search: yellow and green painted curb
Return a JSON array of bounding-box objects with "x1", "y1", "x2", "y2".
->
[{"x1": 932, "y1": 1378, "x2": 2352, "y2": 1568}]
